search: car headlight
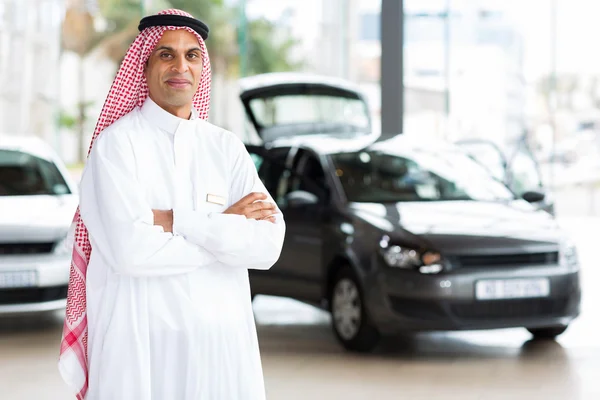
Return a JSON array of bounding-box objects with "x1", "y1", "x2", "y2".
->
[
  {"x1": 560, "y1": 241, "x2": 579, "y2": 270},
  {"x1": 380, "y1": 237, "x2": 444, "y2": 274},
  {"x1": 382, "y1": 245, "x2": 421, "y2": 268}
]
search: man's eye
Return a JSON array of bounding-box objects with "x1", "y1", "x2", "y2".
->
[
  {"x1": 160, "y1": 53, "x2": 173, "y2": 59},
  {"x1": 188, "y1": 53, "x2": 199, "y2": 59}
]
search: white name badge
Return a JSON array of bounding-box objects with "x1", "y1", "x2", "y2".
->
[{"x1": 206, "y1": 193, "x2": 226, "y2": 206}]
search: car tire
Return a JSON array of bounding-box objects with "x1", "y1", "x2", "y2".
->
[
  {"x1": 330, "y1": 266, "x2": 380, "y2": 352},
  {"x1": 527, "y1": 325, "x2": 569, "y2": 340}
]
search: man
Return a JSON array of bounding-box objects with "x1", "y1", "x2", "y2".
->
[{"x1": 58, "y1": 9, "x2": 285, "y2": 400}]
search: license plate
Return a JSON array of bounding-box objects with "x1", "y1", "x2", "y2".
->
[
  {"x1": 475, "y1": 278, "x2": 550, "y2": 300},
  {"x1": 0, "y1": 271, "x2": 38, "y2": 288}
]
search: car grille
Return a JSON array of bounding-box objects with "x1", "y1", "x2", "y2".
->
[
  {"x1": 0, "y1": 285, "x2": 68, "y2": 305},
  {"x1": 450, "y1": 298, "x2": 570, "y2": 320},
  {"x1": 456, "y1": 252, "x2": 559, "y2": 268},
  {"x1": 0, "y1": 242, "x2": 55, "y2": 255}
]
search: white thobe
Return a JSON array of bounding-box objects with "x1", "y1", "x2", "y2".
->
[{"x1": 77, "y1": 98, "x2": 285, "y2": 400}]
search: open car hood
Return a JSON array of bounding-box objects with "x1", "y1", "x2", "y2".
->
[{"x1": 239, "y1": 73, "x2": 372, "y2": 143}]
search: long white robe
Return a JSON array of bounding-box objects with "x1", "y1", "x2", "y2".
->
[{"x1": 78, "y1": 98, "x2": 285, "y2": 400}]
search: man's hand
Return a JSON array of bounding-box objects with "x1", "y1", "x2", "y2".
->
[
  {"x1": 152, "y1": 209, "x2": 173, "y2": 233},
  {"x1": 224, "y1": 192, "x2": 278, "y2": 223}
]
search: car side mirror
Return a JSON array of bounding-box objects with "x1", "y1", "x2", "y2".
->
[
  {"x1": 285, "y1": 190, "x2": 319, "y2": 208},
  {"x1": 522, "y1": 190, "x2": 545, "y2": 203}
]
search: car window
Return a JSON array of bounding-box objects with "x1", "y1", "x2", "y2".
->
[
  {"x1": 330, "y1": 148, "x2": 515, "y2": 203},
  {"x1": 508, "y1": 150, "x2": 543, "y2": 195},
  {"x1": 249, "y1": 153, "x2": 264, "y2": 171},
  {"x1": 246, "y1": 146, "x2": 291, "y2": 202},
  {"x1": 0, "y1": 150, "x2": 71, "y2": 196},
  {"x1": 456, "y1": 142, "x2": 507, "y2": 182},
  {"x1": 249, "y1": 94, "x2": 369, "y2": 132},
  {"x1": 285, "y1": 150, "x2": 327, "y2": 200}
]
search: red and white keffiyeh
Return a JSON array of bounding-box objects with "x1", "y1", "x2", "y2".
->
[{"x1": 58, "y1": 9, "x2": 212, "y2": 399}]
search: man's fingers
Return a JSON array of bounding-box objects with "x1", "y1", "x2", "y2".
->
[
  {"x1": 237, "y1": 192, "x2": 267, "y2": 206},
  {"x1": 247, "y1": 207, "x2": 279, "y2": 220},
  {"x1": 256, "y1": 204, "x2": 276, "y2": 219},
  {"x1": 257, "y1": 215, "x2": 277, "y2": 223},
  {"x1": 262, "y1": 208, "x2": 275, "y2": 217},
  {"x1": 250, "y1": 201, "x2": 276, "y2": 213},
  {"x1": 227, "y1": 194, "x2": 277, "y2": 219}
]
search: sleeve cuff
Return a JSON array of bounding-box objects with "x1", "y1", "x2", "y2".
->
[
  {"x1": 173, "y1": 208, "x2": 246, "y2": 247},
  {"x1": 172, "y1": 208, "x2": 203, "y2": 241}
]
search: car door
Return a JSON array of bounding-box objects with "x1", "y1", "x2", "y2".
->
[
  {"x1": 272, "y1": 148, "x2": 328, "y2": 302},
  {"x1": 245, "y1": 145, "x2": 303, "y2": 298}
]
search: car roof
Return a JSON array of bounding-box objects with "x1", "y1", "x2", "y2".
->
[
  {"x1": 267, "y1": 133, "x2": 460, "y2": 156},
  {"x1": 0, "y1": 134, "x2": 62, "y2": 162},
  {"x1": 0, "y1": 134, "x2": 78, "y2": 189},
  {"x1": 370, "y1": 134, "x2": 460, "y2": 153},
  {"x1": 239, "y1": 72, "x2": 364, "y2": 95},
  {"x1": 268, "y1": 133, "x2": 379, "y2": 155}
]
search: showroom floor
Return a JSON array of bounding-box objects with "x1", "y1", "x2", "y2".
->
[{"x1": 1, "y1": 218, "x2": 598, "y2": 400}]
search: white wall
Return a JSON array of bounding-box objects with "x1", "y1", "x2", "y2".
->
[{"x1": 0, "y1": 0, "x2": 63, "y2": 145}]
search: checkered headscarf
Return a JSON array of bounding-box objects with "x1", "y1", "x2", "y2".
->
[{"x1": 58, "y1": 9, "x2": 212, "y2": 399}]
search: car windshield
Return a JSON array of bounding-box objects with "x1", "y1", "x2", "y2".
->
[
  {"x1": 457, "y1": 142, "x2": 507, "y2": 181},
  {"x1": 507, "y1": 150, "x2": 543, "y2": 195},
  {"x1": 0, "y1": 150, "x2": 71, "y2": 196},
  {"x1": 249, "y1": 93, "x2": 370, "y2": 132},
  {"x1": 330, "y1": 147, "x2": 516, "y2": 203}
]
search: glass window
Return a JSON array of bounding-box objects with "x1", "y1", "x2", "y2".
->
[
  {"x1": 330, "y1": 147, "x2": 514, "y2": 203},
  {"x1": 247, "y1": 147, "x2": 291, "y2": 204},
  {"x1": 456, "y1": 141, "x2": 507, "y2": 182},
  {"x1": 292, "y1": 153, "x2": 326, "y2": 195},
  {"x1": 249, "y1": 94, "x2": 370, "y2": 132},
  {"x1": 508, "y1": 150, "x2": 543, "y2": 195},
  {"x1": 0, "y1": 150, "x2": 70, "y2": 196},
  {"x1": 275, "y1": 150, "x2": 328, "y2": 207},
  {"x1": 249, "y1": 153, "x2": 264, "y2": 171}
]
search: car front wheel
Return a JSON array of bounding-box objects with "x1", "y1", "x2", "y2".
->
[
  {"x1": 330, "y1": 267, "x2": 380, "y2": 352},
  {"x1": 527, "y1": 325, "x2": 569, "y2": 340}
]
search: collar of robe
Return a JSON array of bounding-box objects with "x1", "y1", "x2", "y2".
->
[{"x1": 140, "y1": 98, "x2": 199, "y2": 135}]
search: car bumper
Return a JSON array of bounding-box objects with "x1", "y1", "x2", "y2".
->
[
  {"x1": 0, "y1": 254, "x2": 70, "y2": 315},
  {"x1": 363, "y1": 263, "x2": 581, "y2": 335}
]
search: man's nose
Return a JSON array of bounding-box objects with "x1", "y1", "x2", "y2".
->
[{"x1": 171, "y1": 56, "x2": 189, "y2": 74}]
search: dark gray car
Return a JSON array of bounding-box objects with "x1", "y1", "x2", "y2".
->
[{"x1": 240, "y1": 74, "x2": 581, "y2": 352}]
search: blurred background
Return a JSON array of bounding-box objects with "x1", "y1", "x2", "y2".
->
[
  {"x1": 1, "y1": 0, "x2": 600, "y2": 399},
  {"x1": 3, "y1": 0, "x2": 600, "y2": 216}
]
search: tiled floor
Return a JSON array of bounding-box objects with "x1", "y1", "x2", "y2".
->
[{"x1": 1, "y1": 217, "x2": 598, "y2": 400}]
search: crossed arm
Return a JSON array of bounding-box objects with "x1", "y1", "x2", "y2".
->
[
  {"x1": 79, "y1": 131, "x2": 285, "y2": 277},
  {"x1": 152, "y1": 191, "x2": 277, "y2": 232}
]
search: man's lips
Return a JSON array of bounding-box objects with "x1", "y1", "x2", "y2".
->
[{"x1": 166, "y1": 79, "x2": 191, "y2": 89}]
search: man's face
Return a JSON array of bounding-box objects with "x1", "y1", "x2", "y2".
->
[{"x1": 144, "y1": 30, "x2": 204, "y2": 115}]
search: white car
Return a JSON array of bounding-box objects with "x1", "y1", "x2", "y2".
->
[{"x1": 0, "y1": 135, "x2": 78, "y2": 314}]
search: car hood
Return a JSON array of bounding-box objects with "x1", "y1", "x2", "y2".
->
[
  {"x1": 349, "y1": 200, "x2": 564, "y2": 254},
  {"x1": 0, "y1": 195, "x2": 78, "y2": 242},
  {"x1": 239, "y1": 73, "x2": 372, "y2": 142}
]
